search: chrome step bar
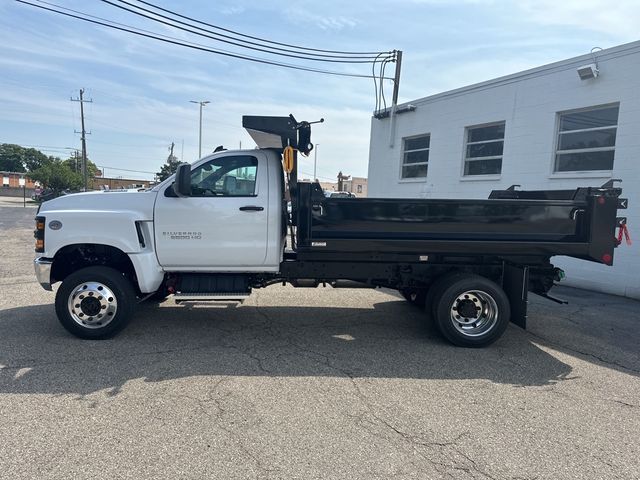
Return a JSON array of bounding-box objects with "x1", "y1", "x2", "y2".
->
[{"x1": 174, "y1": 292, "x2": 250, "y2": 301}]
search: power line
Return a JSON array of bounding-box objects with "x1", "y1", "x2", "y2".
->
[
  {"x1": 299, "y1": 171, "x2": 335, "y2": 182},
  {"x1": 17, "y1": 1, "x2": 394, "y2": 80},
  {"x1": 103, "y1": 0, "x2": 389, "y2": 61},
  {"x1": 379, "y1": 58, "x2": 391, "y2": 112},
  {"x1": 372, "y1": 53, "x2": 385, "y2": 113},
  {"x1": 129, "y1": 0, "x2": 386, "y2": 56},
  {"x1": 99, "y1": 165, "x2": 157, "y2": 174}
]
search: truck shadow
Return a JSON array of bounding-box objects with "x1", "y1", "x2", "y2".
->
[{"x1": 0, "y1": 293, "x2": 636, "y2": 397}]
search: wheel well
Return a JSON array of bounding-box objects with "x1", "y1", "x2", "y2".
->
[
  {"x1": 399, "y1": 265, "x2": 503, "y2": 291},
  {"x1": 51, "y1": 244, "x2": 139, "y2": 291}
]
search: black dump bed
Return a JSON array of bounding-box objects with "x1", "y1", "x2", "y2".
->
[{"x1": 294, "y1": 182, "x2": 626, "y2": 265}]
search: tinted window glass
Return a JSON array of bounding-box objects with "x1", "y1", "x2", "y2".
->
[
  {"x1": 555, "y1": 151, "x2": 614, "y2": 172},
  {"x1": 559, "y1": 106, "x2": 619, "y2": 131},
  {"x1": 405, "y1": 136, "x2": 430, "y2": 150},
  {"x1": 190, "y1": 155, "x2": 258, "y2": 197},
  {"x1": 558, "y1": 128, "x2": 616, "y2": 150},
  {"x1": 468, "y1": 123, "x2": 505, "y2": 142},
  {"x1": 403, "y1": 149, "x2": 430, "y2": 165},
  {"x1": 464, "y1": 158, "x2": 502, "y2": 175},
  {"x1": 466, "y1": 142, "x2": 503, "y2": 158},
  {"x1": 402, "y1": 164, "x2": 428, "y2": 178},
  {"x1": 464, "y1": 122, "x2": 505, "y2": 176},
  {"x1": 401, "y1": 134, "x2": 430, "y2": 179}
]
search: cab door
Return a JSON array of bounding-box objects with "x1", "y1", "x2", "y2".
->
[{"x1": 154, "y1": 152, "x2": 269, "y2": 269}]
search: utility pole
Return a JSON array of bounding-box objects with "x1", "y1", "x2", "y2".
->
[
  {"x1": 337, "y1": 171, "x2": 350, "y2": 192},
  {"x1": 391, "y1": 50, "x2": 403, "y2": 107},
  {"x1": 71, "y1": 89, "x2": 92, "y2": 190},
  {"x1": 389, "y1": 50, "x2": 403, "y2": 148},
  {"x1": 190, "y1": 100, "x2": 210, "y2": 158},
  {"x1": 313, "y1": 143, "x2": 319, "y2": 181}
]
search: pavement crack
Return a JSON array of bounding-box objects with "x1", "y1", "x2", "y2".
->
[{"x1": 527, "y1": 331, "x2": 640, "y2": 374}]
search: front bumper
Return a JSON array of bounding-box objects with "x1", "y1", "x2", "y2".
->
[{"x1": 34, "y1": 257, "x2": 53, "y2": 291}]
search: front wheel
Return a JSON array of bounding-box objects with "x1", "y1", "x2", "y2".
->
[
  {"x1": 55, "y1": 266, "x2": 136, "y2": 339},
  {"x1": 431, "y1": 274, "x2": 510, "y2": 348}
]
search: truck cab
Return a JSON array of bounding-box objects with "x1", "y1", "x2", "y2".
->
[{"x1": 153, "y1": 149, "x2": 285, "y2": 271}]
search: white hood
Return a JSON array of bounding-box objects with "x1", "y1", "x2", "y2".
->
[{"x1": 41, "y1": 189, "x2": 158, "y2": 220}]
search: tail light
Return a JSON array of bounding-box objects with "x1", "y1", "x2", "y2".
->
[{"x1": 34, "y1": 216, "x2": 45, "y2": 253}]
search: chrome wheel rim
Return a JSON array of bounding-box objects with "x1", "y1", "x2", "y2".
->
[
  {"x1": 449, "y1": 290, "x2": 498, "y2": 337},
  {"x1": 67, "y1": 281, "x2": 118, "y2": 329}
]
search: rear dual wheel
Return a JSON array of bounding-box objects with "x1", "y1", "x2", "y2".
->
[{"x1": 429, "y1": 273, "x2": 510, "y2": 348}]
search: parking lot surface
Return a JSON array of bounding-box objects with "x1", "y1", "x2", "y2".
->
[{"x1": 0, "y1": 199, "x2": 639, "y2": 479}]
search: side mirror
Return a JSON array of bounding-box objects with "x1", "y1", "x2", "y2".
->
[{"x1": 173, "y1": 163, "x2": 191, "y2": 197}]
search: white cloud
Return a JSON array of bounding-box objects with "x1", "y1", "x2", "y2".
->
[
  {"x1": 518, "y1": 0, "x2": 640, "y2": 39},
  {"x1": 220, "y1": 6, "x2": 246, "y2": 16},
  {"x1": 315, "y1": 16, "x2": 359, "y2": 31},
  {"x1": 284, "y1": 6, "x2": 359, "y2": 31}
]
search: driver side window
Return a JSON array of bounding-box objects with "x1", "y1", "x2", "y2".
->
[{"x1": 190, "y1": 155, "x2": 258, "y2": 197}]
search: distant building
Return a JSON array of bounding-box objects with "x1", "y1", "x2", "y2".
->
[
  {"x1": 315, "y1": 177, "x2": 368, "y2": 197},
  {"x1": 318, "y1": 181, "x2": 338, "y2": 192},
  {"x1": 342, "y1": 177, "x2": 368, "y2": 197},
  {"x1": 0, "y1": 171, "x2": 37, "y2": 197},
  {"x1": 91, "y1": 177, "x2": 155, "y2": 190},
  {"x1": 367, "y1": 40, "x2": 640, "y2": 299},
  {"x1": 1, "y1": 171, "x2": 37, "y2": 189}
]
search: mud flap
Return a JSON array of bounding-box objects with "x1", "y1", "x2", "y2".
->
[{"x1": 503, "y1": 264, "x2": 529, "y2": 329}]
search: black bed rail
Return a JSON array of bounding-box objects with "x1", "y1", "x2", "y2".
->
[{"x1": 489, "y1": 180, "x2": 624, "y2": 202}]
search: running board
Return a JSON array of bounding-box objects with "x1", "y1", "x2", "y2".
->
[{"x1": 174, "y1": 292, "x2": 250, "y2": 302}]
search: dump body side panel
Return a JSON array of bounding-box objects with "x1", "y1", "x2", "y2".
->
[{"x1": 294, "y1": 182, "x2": 622, "y2": 265}]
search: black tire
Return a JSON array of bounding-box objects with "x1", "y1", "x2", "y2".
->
[
  {"x1": 399, "y1": 288, "x2": 428, "y2": 308},
  {"x1": 55, "y1": 266, "x2": 136, "y2": 339},
  {"x1": 431, "y1": 274, "x2": 510, "y2": 348},
  {"x1": 425, "y1": 272, "x2": 468, "y2": 321}
]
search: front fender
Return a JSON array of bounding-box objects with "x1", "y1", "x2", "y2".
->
[{"x1": 38, "y1": 209, "x2": 147, "y2": 258}]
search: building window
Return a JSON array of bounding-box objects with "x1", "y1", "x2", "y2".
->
[
  {"x1": 401, "y1": 135, "x2": 430, "y2": 179},
  {"x1": 463, "y1": 122, "x2": 505, "y2": 176},
  {"x1": 2, "y1": 176, "x2": 8, "y2": 186},
  {"x1": 357, "y1": 184, "x2": 362, "y2": 193},
  {"x1": 555, "y1": 104, "x2": 619, "y2": 172}
]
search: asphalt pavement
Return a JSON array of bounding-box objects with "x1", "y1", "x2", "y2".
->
[{"x1": 0, "y1": 198, "x2": 638, "y2": 479}]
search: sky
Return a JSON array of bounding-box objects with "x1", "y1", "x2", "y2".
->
[{"x1": 1, "y1": 0, "x2": 639, "y2": 182}]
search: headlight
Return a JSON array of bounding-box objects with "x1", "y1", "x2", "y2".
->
[{"x1": 34, "y1": 216, "x2": 45, "y2": 253}]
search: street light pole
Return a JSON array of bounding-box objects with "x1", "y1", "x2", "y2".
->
[
  {"x1": 313, "y1": 143, "x2": 319, "y2": 181},
  {"x1": 190, "y1": 100, "x2": 210, "y2": 158}
]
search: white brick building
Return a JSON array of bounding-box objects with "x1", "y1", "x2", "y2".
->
[{"x1": 368, "y1": 41, "x2": 639, "y2": 299}]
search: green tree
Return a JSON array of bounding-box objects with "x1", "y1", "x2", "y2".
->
[
  {"x1": 29, "y1": 159, "x2": 83, "y2": 192},
  {"x1": 0, "y1": 143, "x2": 52, "y2": 172},
  {"x1": 157, "y1": 151, "x2": 181, "y2": 181},
  {"x1": 63, "y1": 156, "x2": 99, "y2": 177}
]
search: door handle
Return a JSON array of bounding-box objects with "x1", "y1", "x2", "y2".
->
[{"x1": 239, "y1": 206, "x2": 264, "y2": 211}]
